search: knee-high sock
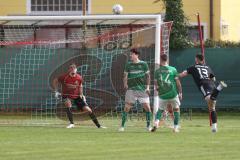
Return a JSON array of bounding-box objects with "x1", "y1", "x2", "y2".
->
[
  {"x1": 173, "y1": 111, "x2": 180, "y2": 126},
  {"x1": 210, "y1": 110, "x2": 217, "y2": 124},
  {"x1": 146, "y1": 112, "x2": 151, "y2": 128},
  {"x1": 121, "y1": 111, "x2": 127, "y2": 127},
  {"x1": 89, "y1": 113, "x2": 101, "y2": 128},
  {"x1": 66, "y1": 107, "x2": 74, "y2": 124}
]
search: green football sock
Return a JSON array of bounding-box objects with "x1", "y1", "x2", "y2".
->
[
  {"x1": 121, "y1": 111, "x2": 127, "y2": 127},
  {"x1": 155, "y1": 110, "x2": 163, "y2": 120},
  {"x1": 146, "y1": 112, "x2": 151, "y2": 128},
  {"x1": 174, "y1": 111, "x2": 180, "y2": 126}
]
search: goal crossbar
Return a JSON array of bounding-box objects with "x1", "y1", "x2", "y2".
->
[
  {"x1": 0, "y1": 15, "x2": 161, "y2": 21},
  {"x1": 0, "y1": 15, "x2": 161, "y2": 62}
]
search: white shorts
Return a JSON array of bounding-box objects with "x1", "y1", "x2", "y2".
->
[
  {"x1": 158, "y1": 96, "x2": 180, "y2": 110},
  {"x1": 125, "y1": 90, "x2": 150, "y2": 104}
]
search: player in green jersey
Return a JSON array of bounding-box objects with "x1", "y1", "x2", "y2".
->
[
  {"x1": 151, "y1": 54, "x2": 182, "y2": 133},
  {"x1": 119, "y1": 49, "x2": 152, "y2": 132}
]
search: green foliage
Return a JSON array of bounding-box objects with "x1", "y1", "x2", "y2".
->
[
  {"x1": 202, "y1": 39, "x2": 240, "y2": 48},
  {"x1": 162, "y1": 0, "x2": 192, "y2": 49}
]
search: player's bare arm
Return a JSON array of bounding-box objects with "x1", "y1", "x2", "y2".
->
[
  {"x1": 52, "y1": 78, "x2": 61, "y2": 98},
  {"x1": 145, "y1": 71, "x2": 150, "y2": 94},
  {"x1": 178, "y1": 70, "x2": 188, "y2": 78},
  {"x1": 123, "y1": 72, "x2": 128, "y2": 90},
  {"x1": 78, "y1": 84, "x2": 86, "y2": 101},
  {"x1": 52, "y1": 78, "x2": 59, "y2": 91},
  {"x1": 175, "y1": 77, "x2": 183, "y2": 100},
  {"x1": 79, "y1": 84, "x2": 83, "y2": 96}
]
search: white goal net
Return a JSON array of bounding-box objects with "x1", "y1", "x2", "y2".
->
[{"x1": 0, "y1": 15, "x2": 172, "y2": 125}]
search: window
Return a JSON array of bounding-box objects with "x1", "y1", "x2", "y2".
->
[
  {"x1": 29, "y1": 0, "x2": 89, "y2": 14},
  {"x1": 188, "y1": 24, "x2": 207, "y2": 43},
  {"x1": 221, "y1": 24, "x2": 229, "y2": 36}
]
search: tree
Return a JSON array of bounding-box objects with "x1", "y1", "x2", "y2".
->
[{"x1": 156, "y1": 0, "x2": 192, "y2": 49}]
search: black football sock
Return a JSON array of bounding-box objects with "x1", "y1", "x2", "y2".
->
[
  {"x1": 211, "y1": 110, "x2": 217, "y2": 124},
  {"x1": 89, "y1": 113, "x2": 101, "y2": 128},
  {"x1": 66, "y1": 107, "x2": 74, "y2": 124}
]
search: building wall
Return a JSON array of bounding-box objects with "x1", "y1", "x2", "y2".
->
[
  {"x1": 91, "y1": 0, "x2": 164, "y2": 14},
  {"x1": 182, "y1": 0, "x2": 210, "y2": 40},
  {"x1": 0, "y1": 0, "x2": 26, "y2": 16},
  {"x1": 221, "y1": 0, "x2": 240, "y2": 41},
  {"x1": 213, "y1": 0, "x2": 221, "y2": 41},
  {"x1": 180, "y1": 0, "x2": 240, "y2": 42}
]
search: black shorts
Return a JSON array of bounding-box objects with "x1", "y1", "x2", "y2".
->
[
  {"x1": 199, "y1": 81, "x2": 216, "y2": 98},
  {"x1": 62, "y1": 97, "x2": 88, "y2": 111}
]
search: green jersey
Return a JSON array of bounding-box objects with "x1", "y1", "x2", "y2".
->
[
  {"x1": 124, "y1": 61, "x2": 149, "y2": 91},
  {"x1": 154, "y1": 65, "x2": 178, "y2": 99}
]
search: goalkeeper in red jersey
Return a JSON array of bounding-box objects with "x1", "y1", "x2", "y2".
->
[{"x1": 53, "y1": 63, "x2": 105, "y2": 129}]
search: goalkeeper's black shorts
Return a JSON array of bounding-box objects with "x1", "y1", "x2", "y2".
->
[{"x1": 63, "y1": 97, "x2": 88, "y2": 111}]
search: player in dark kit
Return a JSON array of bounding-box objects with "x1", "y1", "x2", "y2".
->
[
  {"x1": 179, "y1": 54, "x2": 227, "y2": 133},
  {"x1": 53, "y1": 63, "x2": 106, "y2": 129}
]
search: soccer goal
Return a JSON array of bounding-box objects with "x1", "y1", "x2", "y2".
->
[{"x1": 0, "y1": 15, "x2": 172, "y2": 125}]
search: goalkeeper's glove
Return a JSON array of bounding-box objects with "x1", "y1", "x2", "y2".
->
[{"x1": 54, "y1": 91, "x2": 61, "y2": 99}]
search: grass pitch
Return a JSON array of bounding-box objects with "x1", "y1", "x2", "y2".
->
[{"x1": 0, "y1": 114, "x2": 239, "y2": 160}]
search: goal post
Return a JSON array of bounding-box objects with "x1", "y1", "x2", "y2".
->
[{"x1": 0, "y1": 15, "x2": 173, "y2": 125}]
